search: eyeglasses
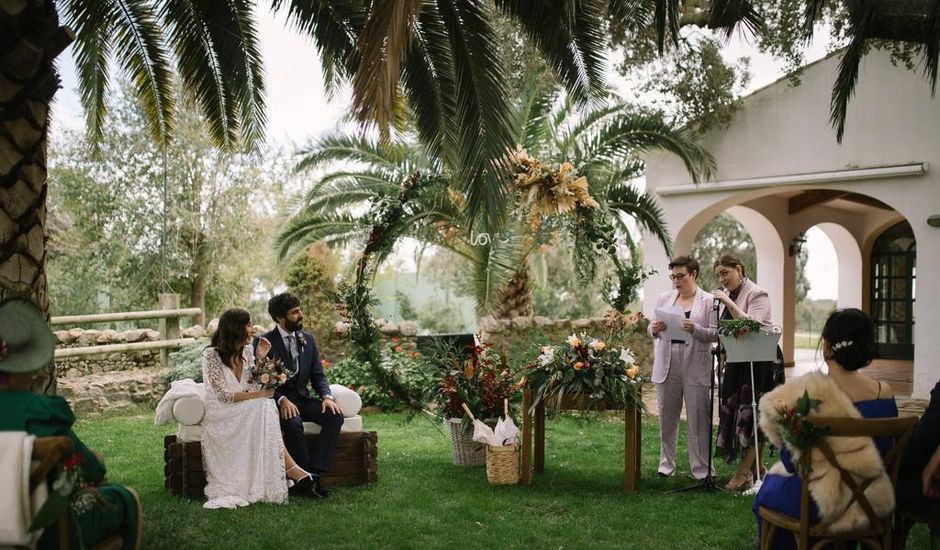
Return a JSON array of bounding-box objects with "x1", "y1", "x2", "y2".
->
[{"x1": 669, "y1": 273, "x2": 690, "y2": 281}]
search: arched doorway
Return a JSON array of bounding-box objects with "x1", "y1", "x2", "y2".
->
[{"x1": 870, "y1": 221, "x2": 916, "y2": 360}]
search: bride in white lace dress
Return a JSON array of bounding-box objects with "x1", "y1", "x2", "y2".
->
[{"x1": 201, "y1": 308, "x2": 318, "y2": 509}]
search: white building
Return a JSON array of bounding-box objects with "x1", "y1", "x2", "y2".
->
[{"x1": 642, "y1": 50, "x2": 939, "y2": 399}]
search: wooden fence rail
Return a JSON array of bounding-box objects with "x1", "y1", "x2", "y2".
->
[{"x1": 51, "y1": 294, "x2": 201, "y2": 367}]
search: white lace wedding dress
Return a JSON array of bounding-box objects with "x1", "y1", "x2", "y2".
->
[{"x1": 201, "y1": 345, "x2": 288, "y2": 509}]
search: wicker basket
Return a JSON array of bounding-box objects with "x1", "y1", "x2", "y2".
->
[
  {"x1": 485, "y1": 444, "x2": 520, "y2": 485},
  {"x1": 447, "y1": 418, "x2": 487, "y2": 466}
]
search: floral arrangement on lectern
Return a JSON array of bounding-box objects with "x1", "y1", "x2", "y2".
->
[{"x1": 524, "y1": 332, "x2": 645, "y2": 413}]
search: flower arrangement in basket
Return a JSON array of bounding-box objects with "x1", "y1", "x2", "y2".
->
[
  {"x1": 524, "y1": 332, "x2": 645, "y2": 413},
  {"x1": 434, "y1": 341, "x2": 520, "y2": 422}
]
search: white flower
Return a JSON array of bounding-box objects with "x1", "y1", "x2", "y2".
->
[
  {"x1": 566, "y1": 334, "x2": 581, "y2": 347},
  {"x1": 588, "y1": 339, "x2": 606, "y2": 351},
  {"x1": 538, "y1": 346, "x2": 555, "y2": 366},
  {"x1": 619, "y1": 348, "x2": 635, "y2": 366}
]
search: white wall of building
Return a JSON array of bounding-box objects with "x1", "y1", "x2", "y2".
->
[{"x1": 642, "y1": 50, "x2": 940, "y2": 398}]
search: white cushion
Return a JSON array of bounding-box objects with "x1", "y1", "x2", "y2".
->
[
  {"x1": 177, "y1": 424, "x2": 203, "y2": 442},
  {"x1": 173, "y1": 396, "x2": 205, "y2": 426},
  {"x1": 329, "y1": 384, "x2": 362, "y2": 417},
  {"x1": 303, "y1": 415, "x2": 362, "y2": 435}
]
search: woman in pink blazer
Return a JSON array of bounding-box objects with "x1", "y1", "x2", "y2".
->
[
  {"x1": 712, "y1": 253, "x2": 783, "y2": 490},
  {"x1": 648, "y1": 256, "x2": 719, "y2": 480}
]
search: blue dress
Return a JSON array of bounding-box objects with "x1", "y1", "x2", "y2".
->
[{"x1": 752, "y1": 397, "x2": 899, "y2": 549}]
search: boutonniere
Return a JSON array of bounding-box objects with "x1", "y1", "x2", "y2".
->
[{"x1": 297, "y1": 333, "x2": 307, "y2": 350}]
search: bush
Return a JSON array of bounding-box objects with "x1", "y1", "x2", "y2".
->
[
  {"x1": 166, "y1": 340, "x2": 207, "y2": 383},
  {"x1": 326, "y1": 341, "x2": 435, "y2": 411}
]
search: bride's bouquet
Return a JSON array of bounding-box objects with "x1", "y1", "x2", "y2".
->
[{"x1": 250, "y1": 357, "x2": 289, "y2": 390}]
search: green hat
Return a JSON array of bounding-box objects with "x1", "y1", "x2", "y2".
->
[{"x1": 0, "y1": 297, "x2": 55, "y2": 374}]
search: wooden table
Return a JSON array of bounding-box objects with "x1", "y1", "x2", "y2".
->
[{"x1": 520, "y1": 388, "x2": 642, "y2": 491}]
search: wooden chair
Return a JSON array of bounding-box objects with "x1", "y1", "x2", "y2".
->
[
  {"x1": 757, "y1": 415, "x2": 919, "y2": 550},
  {"x1": 31, "y1": 436, "x2": 131, "y2": 550}
]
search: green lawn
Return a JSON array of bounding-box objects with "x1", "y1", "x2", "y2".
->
[{"x1": 76, "y1": 409, "x2": 933, "y2": 549}]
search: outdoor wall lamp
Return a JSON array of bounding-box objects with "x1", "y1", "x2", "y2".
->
[
  {"x1": 789, "y1": 232, "x2": 807, "y2": 257},
  {"x1": 928, "y1": 215, "x2": 940, "y2": 227}
]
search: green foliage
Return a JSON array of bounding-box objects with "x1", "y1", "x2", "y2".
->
[
  {"x1": 718, "y1": 318, "x2": 764, "y2": 339},
  {"x1": 47, "y1": 83, "x2": 283, "y2": 320},
  {"x1": 394, "y1": 290, "x2": 418, "y2": 321},
  {"x1": 166, "y1": 341, "x2": 207, "y2": 383},
  {"x1": 327, "y1": 344, "x2": 435, "y2": 412},
  {"x1": 284, "y1": 241, "x2": 339, "y2": 337}
]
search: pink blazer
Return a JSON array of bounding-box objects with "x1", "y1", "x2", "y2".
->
[
  {"x1": 647, "y1": 287, "x2": 719, "y2": 386},
  {"x1": 720, "y1": 279, "x2": 771, "y2": 324}
]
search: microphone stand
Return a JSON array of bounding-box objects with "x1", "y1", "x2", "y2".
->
[{"x1": 669, "y1": 296, "x2": 724, "y2": 493}]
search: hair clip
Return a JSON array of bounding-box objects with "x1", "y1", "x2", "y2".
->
[{"x1": 832, "y1": 340, "x2": 853, "y2": 351}]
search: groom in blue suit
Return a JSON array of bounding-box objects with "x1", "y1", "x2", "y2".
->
[{"x1": 258, "y1": 292, "x2": 343, "y2": 498}]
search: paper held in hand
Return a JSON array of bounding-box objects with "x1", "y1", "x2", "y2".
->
[{"x1": 655, "y1": 305, "x2": 690, "y2": 343}]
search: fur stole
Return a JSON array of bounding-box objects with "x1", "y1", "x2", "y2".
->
[{"x1": 758, "y1": 372, "x2": 894, "y2": 532}]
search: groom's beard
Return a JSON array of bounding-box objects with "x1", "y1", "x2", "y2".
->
[{"x1": 285, "y1": 318, "x2": 304, "y2": 332}]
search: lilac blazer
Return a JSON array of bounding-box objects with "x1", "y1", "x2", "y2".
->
[
  {"x1": 647, "y1": 287, "x2": 719, "y2": 386},
  {"x1": 720, "y1": 278, "x2": 771, "y2": 324}
]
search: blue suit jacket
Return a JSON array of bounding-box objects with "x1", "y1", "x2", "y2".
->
[{"x1": 257, "y1": 327, "x2": 331, "y2": 403}]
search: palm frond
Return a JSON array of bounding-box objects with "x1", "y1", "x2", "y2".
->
[
  {"x1": 436, "y1": 0, "x2": 514, "y2": 229},
  {"x1": 653, "y1": 0, "x2": 681, "y2": 54},
  {"x1": 830, "y1": 1, "x2": 876, "y2": 143},
  {"x1": 67, "y1": 0, "x2": 175, "y2": 148},
  {"x1": 801, "y1": 0, "x2": 827, "y2": 39},
  {"x1": 275, "y1": 211, "x2": 367, "y2": 261},
  {"x1": 352, "y1": 0, "x2": 423, "y2": 138},
  {"x1": 162, "y1": 0, "x2": 265, "y2": 149},
  {"x1": 270, "y1": 0, "x2": 365, "y2": 95},
  {"x1": 555, "y1": 101, "x2": 622, "y2": 161},
  {"x1": 708, "y1": 0, "x2": 763, "y2": 40},
  {"x1": 511, "y1": 74, "x2": 558, "y2": 153},
  {"x1": 578, "y1": 112, "x2": 715, "y2": 182},
  {"x1": 605, "y1": 183, "x2": 672, "y2": 254},
  {"x1": 923, "y1": 0, "x2": 940, "y2": 94},
  {"x1": 294, "y1": 134, "x2": 412, "y2": 173},
  {"x1": 401, "y1": 4, "x2": 457, "y2": 165},
  {"x1": 609, "y1": 0, "x2": 654, "y2": 31},
  {"x1": 495, "y1": 0, "x2": 607, "y2": 102}
]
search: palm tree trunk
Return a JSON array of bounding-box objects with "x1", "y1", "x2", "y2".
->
[
  {"x1": 492, "y1": 266, "x2": 533, "y2": 319},
  {"x1": 0, "y1": 1, "x2": 73, "y2": 395}
]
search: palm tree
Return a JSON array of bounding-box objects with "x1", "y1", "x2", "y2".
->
[
  {"x1": 278, "y1": 79, "x2": 715, "y2": 318},
  {"x1": 0, "y1": 0, "x2": 631, "y2": 394}
]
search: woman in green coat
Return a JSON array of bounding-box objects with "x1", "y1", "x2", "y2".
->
[{"x1": 0, "y1": 297, "x2": 141, "y2": 550}]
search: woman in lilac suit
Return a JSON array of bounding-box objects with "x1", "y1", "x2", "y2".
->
[
  {"x1": 712, "y1": 253, "x2": 784, "y2": 490},
  {"x1": 648, "y1": 255, "x2": 719, "y2": 480}
]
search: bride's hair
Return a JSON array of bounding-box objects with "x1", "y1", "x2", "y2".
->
[{"x1": 212, "y1": 308, "x2": 251, "y2": 368}]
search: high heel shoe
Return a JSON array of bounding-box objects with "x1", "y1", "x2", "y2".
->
[{"x1": 724, "y1": 472, "x2": 753, "y2": 491}]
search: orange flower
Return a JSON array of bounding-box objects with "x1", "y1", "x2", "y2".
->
[
  {"x1": 573, "y1": 361, "x2": 583, "y2": 371},
  {"x1": 322, "y1": 359, "x2": 332, "y2": 369},
  {"x1": 464, "y1": 359, "x2": 475, "y2": 379},
  {"x1": 626, "y1": 365, "x2": 640, "y2": 379},
  {"x1": 394, "y1": 345, "x2": 403, "y2": 353},
  {"x1": 411, "y1": 351, "x2": 421, "y2": 358},
  {"x1": 391, "y1": 337, "x2": 400, "y2": 343}
]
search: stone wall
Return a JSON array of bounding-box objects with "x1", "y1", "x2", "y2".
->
[{"x1": 55, "y1": 316, "x2": 652, "y2": 414}]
